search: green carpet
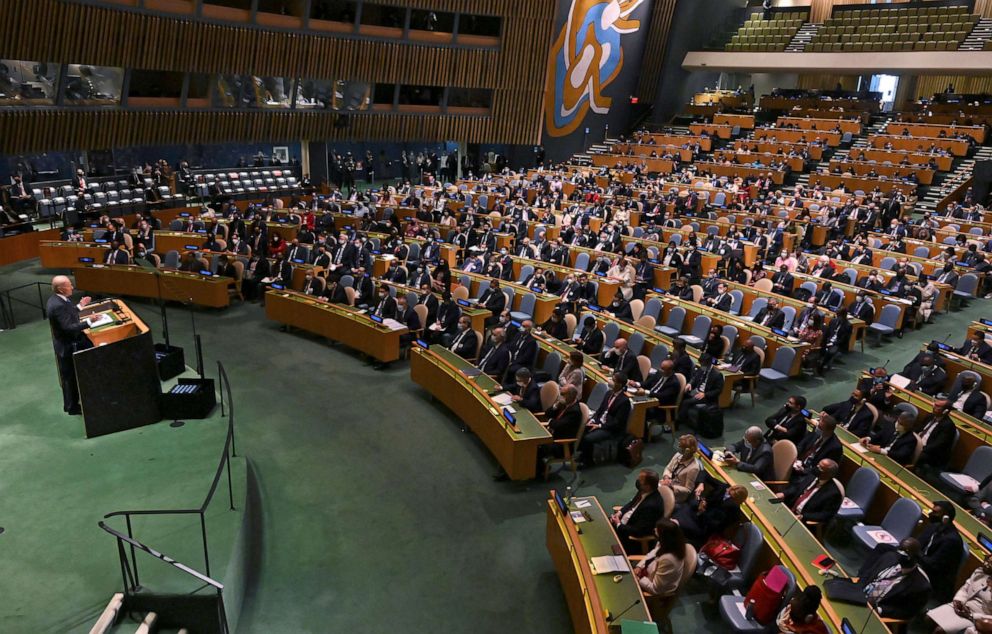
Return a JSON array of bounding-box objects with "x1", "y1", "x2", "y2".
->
[{"x1": 1, "y1": 256, "x2": 987, "y2": 633}]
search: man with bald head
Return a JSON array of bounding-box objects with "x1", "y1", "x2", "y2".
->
[
  {"x1": 602, "y1": 337, "x2": 641, "y2": 382},
  {"x1": 47, "y1": 275, "x2": 93, "y2": 415},
  {"x1": 724, "y1": 426, "x2": 774, "y2": 481},
  {"x1": 778, "y1": 458, "x2": 843, "y2": 527}
]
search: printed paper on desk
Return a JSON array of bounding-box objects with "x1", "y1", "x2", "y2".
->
[
  {"x1": 574, "y1": 499, "x2": 592, "y2": 509},
  {"x1": 750, "y1": 481, "x2": 766, "y2": 490},
  {"x1": 889, "y1": 374, "x2": 911, "y2": 389},
  {"x1": 381, "y1": 318, "x2": 406, "y2": 331},
  {"x1": 851, "y1": 442, "x2": 869, "y2": 454},
  {"x1": 570, "y1": 511, "x2": 588, "y2": 524},
  {"x1": 868, "y1": 529, "x2": 897, "y2": 544},
  {"x1": 491, "y1": 393, "x2": 514, "y2": 406},
  {"x1": 946, "y1": 473, "x2": 979, "y2": 490}
]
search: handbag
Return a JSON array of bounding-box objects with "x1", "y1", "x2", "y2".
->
[{"x1": 700, "y1": 535, "x2": 741, "y2": 570}]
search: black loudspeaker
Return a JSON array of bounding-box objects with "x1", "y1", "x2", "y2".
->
[
  {"x1": 159, "y1": 378, "x2": 216, "y2": 420},
  {"x1": 973, "y1": 160, "x2": 992, "y2": 204},
  {"x1": 154, "y1": 343, "x2": 185, "y2": 381}
]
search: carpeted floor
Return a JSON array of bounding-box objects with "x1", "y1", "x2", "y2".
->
[{"x1": 0, "y1": 257, "x2": 985, "y2": 633}]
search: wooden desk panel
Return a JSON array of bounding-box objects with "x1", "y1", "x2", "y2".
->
[
  {"x1": 265, "y1": 290, "x2": 405, "y2": 362},
  {"x1": 410, "y1": 346, "x2": 551, "y2": 480},
  {"x1": 808, "y1": 173, "x2": 916, "y2": 196},
  {"x1": 778, "y1": 116, "x2": 861, "y2": 134},
  {"x1": 827, "y1": 160, "x2": 934, "y2": 186},
  {"x1": 39, "y1": 241, "x2": 113, "y2": 269},
  {"x1": 546, "y1": 496, "x2": 652, "y2": 634},
  {"x1": 734, "y1": 140, "x2": 824, "y2": 161},
  {"x1": 713, "y1": 113, "x2": 755, "y2": 129},
  {"x1": 869, "y1": 135, "x2": 970, "y2": 156},
  {"x1": 884, "y1": 122, "x2": 985, "y2": 143},
  {"x1": 74, "y1": 265, "x2": 231, "y2": 308},
  {"x1": 689, "y1": 123, "x2": 734, "y2": 139},
  {"x1": 754, "y1": 128, "x2": 842, "y2": 146},
  {"x1": 849, "y1": 148, "x2": 953, "y2": 171}
]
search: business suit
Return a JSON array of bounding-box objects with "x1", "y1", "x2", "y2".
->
[
  {"x1": 577, "y1": 327, "x2": 605, "y2": 356},
  {"x1": 795, "y1": 431, "x2": 843, "y2": 474},
  {"x1": 753, "y1": 307, "x2": 785, "y2": 329},
  {"x1": 772, "y1": 271, "x2": 795, "y2": 296},
  {"x1": 602, "y1": 348, "x2": 641, "y2": 383},
  {"x1": 916, "y1": 415, "x2": 957, "y2": 471},
  {"x1": 448, "y1": 327, "x2": 478, "y2": 359},
  {"x1": 728, "y1": 438, "x2": 774, "y2": 481},
  {"x1": 434, "y1": 302, "x2": 461, "y2": 338},
  {"x1": 947, "y1": 385, "x2": 989, "y2": 419},
  {"x1": 820, "y1": 317, "x2": 852, "y2": 369},
  {"x1": 479, "y1": 288, "x2": 506, "y2": 325},
  {"x1": 825, "y1": 547, "x2": 931, "y2": 619},
  {"x1": 581, "y1": 390, "x2": 632, "y2": 461},
  {"x1": 477, "y1": 341, "x2": 510, "y2": 378},
  {"x1": 728, "y1": 349, "x2": 761, "y2": 376},
  {"x1": 508, "y1": 379, "x2": 542, "y2": 412},
  {"x1": 764, "y1": 406, "x2": 807, "y2": 444},
  {"x1": 371, "y1": 294, "x2": 397, "y2": 320},
  {"x1": 905, "y1": 364, "x2": 947, "y2": 397},
  {"x1": 709, "y1": 292, "x2": 733, "y2": 313},
  {"x1": 506, "y1": 333, "x2": 538, "y2": 378},
  {"x1": 917, "y1": 522, "x2": 964, "y2": 602},
  {"x1": 824, "y1": 399, "x2": 875, "y2": 438},
  {"x1": 677, "y1": 365, "x2": 724, "y2": 425},
  {"x1": 614, "y1": 489, "x2": 666, "y2": 554},
  {"x1": 105, "y1": 249, "x2": 130, "y2": 265},
  {"x1": 643, "y1": 371, "x2": 680, "y2": 407},
  {"x1": 322, "y1": 283, "x2": 348, "y2": 304},
  {"x1": 957, "y1": 339, "x2": 992, "y2": 364},
  {"x1": 48, "y1": 294, "x2": 91, "y2": 413},
  {"x1": 783, "y1": 474, "x2": 843, "y2": 524}
]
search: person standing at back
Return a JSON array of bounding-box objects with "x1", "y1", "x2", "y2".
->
[{"x1": 47, "y1": 275, "x2": 93, "y2": 415}]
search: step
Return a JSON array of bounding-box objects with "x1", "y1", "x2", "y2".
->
[{"x1": 90, "y1": 593, "x2": 125, "y2": 634}]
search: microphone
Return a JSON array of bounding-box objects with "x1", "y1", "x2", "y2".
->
[
  {"x1": 879, "y1": 359, "x2": 890, "y2": 371},
  {"x1": 606, "y1": 598, "x2": 641, "y2": 623}
]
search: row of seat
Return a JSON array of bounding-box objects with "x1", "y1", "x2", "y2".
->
[
  {"x1": 724, "y1": 12, "x2": 806, "y2": 51},
  {"x1": 31, "y1": 180, "x2": 184, "y2": 219},
  {"x1": 807, "y1": 40, "x2": 965, "y2": 52}
]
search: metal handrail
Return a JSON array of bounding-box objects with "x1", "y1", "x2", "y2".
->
[
  {"x1": 100, "y1": 360, "x2": 237, "y2": 590},
  {"x1": 0, "y1": 281, "x2": 48, "y2": 329}
]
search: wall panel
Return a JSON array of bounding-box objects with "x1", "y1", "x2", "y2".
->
[
  {"x1": 915, "y1": 75, "x2": 992, "y2": 99},
  {"x1": 635, "y1": 0, "x2": 678, "y2": 102}
]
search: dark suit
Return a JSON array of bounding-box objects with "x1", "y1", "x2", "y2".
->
[
  {"x1": 783, "y1": 474, "x2": 843, "y2": 524},
  {"x1": 577, "y1": 327, "x2": 604, "y2": 356},
  {"x1": 916, "y1": 415, "x2": 956, "y2": 471},
  {"x1": 824, "y1": 399, "x2": 874, "y2": 438},
  {"x1": 848, "y1": 299, "x2": 875, "y2": 324},
  {"x1": 371, "y1": 295, "x2": 397, "y2": 319},
  {"x1": 435, "y1": 302, "x2": 461, "y2": 337},
  {"x1": 904, "y1": 364, "x2": 947, "y2": 397},
  {"x1": 764, "y1": 406, "x2": 807, "y2": 444},
  {"x1": 614, "y1": 490, "x2": 666, "y2": 554},
  {"x1": 477, "y1": 341, "x2": 510, "y2": 378},
  {"x1": 958, "y1": 339, "x2": 992, "y2": 364},
  {"x1": 602, "y1": 348, "x2": 640, "y2": 383},
  {"x1": 506, "y1": 333, "x2": 538, "y2": 376},
  {"x1": 677, "y1": 365, "x2": 724, "y2": 425},
  {"x1": 448, "y1": 327, "x2": 478, "y2": 359},
  {"x1": 322, "y1": 283, "x2": 348, "y2": 304},
  {"x1": 947, "y1": 386, "x2": 988, "y2": 419},
  {"x1": 772, "y1": 271, "x2": 794, "y2": 296},
  {"x1": 794, "y1": 431, "x2": 843, "y2": 474},
  {"x1": 917, "y1": 522, "x2": 964, "y2": 602},
  {"x1": 643, "y1": 371, "x2": 680, "y2": 406},
  {"x1": 825, "y1": 546, "x2": 931, "y2": 619},
  {"x1": 728, "y1": 439, "x2": 774, "y2": 481},
  {"x1": 880, "y1": 430, "x2": 917, "y2": 465},
  {"x1": 538, "y1": 401, "x2": 583, "y2": 466},
  {"x1": 581, "y1": 390, "x2": 632, "y2": 461},
  {"x1": 754, "y1": 307, "x2": 785, "y2": 329},
  {"x1": 105, "y1": 249, "x2": 130, "y2": 265},
  {"x1": 479, "y1": 288, "x2": 506, "y2": 325},
  {"x1": 48, "y1": 294, "x2": 91, "y2": 412},
  {"x1": 728, "y1": 349, "x2": 761, "y2": 376},
  {"x1": 508, "y1": 379, "x2": 542, "y2": 412},
  {"x1": 710, "y1": 292, "x2": 733, "y2": 312}
]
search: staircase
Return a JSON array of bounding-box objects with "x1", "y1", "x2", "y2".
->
[
  {"x1": 786, "y1": 23, "x2": 821, "y2": 52},
  {"x1": 918, "y1": 145, "x2": 992, "y2": 214},
  {"x1": 959, "y1": 17, "x2": 992, "y2": 51}
]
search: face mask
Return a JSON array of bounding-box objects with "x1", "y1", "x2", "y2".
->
[
  {"x1": 928, "y1": 512, "x2": 944, "y2": 524},
  {"x1": 516, "y1": 382, "x2": 527, "y2": 390},
  {"x1": 457, "y1": 323, "x2": 467, "y2": 331}
]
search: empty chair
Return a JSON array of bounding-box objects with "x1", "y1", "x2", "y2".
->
[
  {"x1": 656, "y1": 307, "x2": 686, "y2": 337},
  {"x1": 842, "y1": 268, "x2": 858, "y2": 285},
  {"x1": 780, "y1": 306, "x2": 796, "y2": 331},
  {"x1": 475, "y1": 278, "x2": 491, "y2": 299},
  {"x1": 746, "y1": 297, "x2": 767, "y2": 320},
  {"x1": 510, "y1": 293, "x2": 537, "y2": 322},
  {"x1": 879, "y1": 256, "x2": 897, "y2": 271},
  {"x1": 749, "y1": 335, "x2": 766, "y2": 351},
  {"x1": 721, "y1": 324, "x2": 738, "y2": 352},
  {"x1": 538, "y1": 352, "x2": 563, "y2": 384},
  {"x1": 913, "y1": 246, "x2": 931, "y2": 258},
  {"x1": 163, "y1": 250, "x2": 180, "y2": 268},
  {"x1": 703, "y1": 522, "x2": 764, "y2": 594},
  {"x1": 339, "y1": 274, "x2": 354, "y2": 288},
  {"x1": 837, "y1": 467, "x2": 881, "y2": 524},
  {"x1": 939, "y1": 446, "x2": 992, "y2": 497},
  {"x1": 649, "y1": 344, "x2": 669, "y2": 368},
  {"x1": 517, "y1": 264, "x2": 534, "y2": 284},
  {"x1": 601, "y1": 321, "x2": 620, "y2": 350},
  {"x1": 574, "y1": 252, "x2": 590, "y2": 271},
  {"x1": 758, "y1": 347, "x2": 795, "y2": 391},
  {"x1": 642, "y1": 298, "x2": 662, "y2": 322},
  {"x1": 679, "y1": 315, "x2": 711, "y2": 348},
  {"x1": 627, "y1": 332, "x2": 645, "y2": 357},
  {"x1": 799, "y1": 281, "x2": 817, "y2": 298},
  {"x1": 951, "y1": 273, "x2": 979, "y2": 309},
  {"x1": 852, "y1": 498, "x2": 922, "y2": 551},
  {"x1": 728, "y1": 290, "x2": 744, "y2": 316},
  {"x1": 585, "y1": 382, "x2": 609, "y2": 412},
  {"x1": 867, "y1": 304, "x2": 900, "y2": 345},
  {"x1": 718, "y1": 565, "x2": 796, "y2": 634}
]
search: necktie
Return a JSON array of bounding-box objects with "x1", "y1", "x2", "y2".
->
[
  {"x1": 479, "y1": 345, "x2": 495, "y2": 369},
  {"x1": 334, "y1": 247, "x2": 343, "y2": 264},
  {"x1": 792, "y1": 481, "x2": 819, "y2": 513}
]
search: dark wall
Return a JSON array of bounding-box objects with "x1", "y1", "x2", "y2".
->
[
  {"x1": 542, "y1": 0, "x2": 656, "y2": 162},
  {"x1": 650, "y1": 0, "x2": 748, "y2": 124}
]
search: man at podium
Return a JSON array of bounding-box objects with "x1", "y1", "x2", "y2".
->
[{"x1": 47, "y1": 275, "x2": 93, "y2": 415}]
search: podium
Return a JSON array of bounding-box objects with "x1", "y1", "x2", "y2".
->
[{"x1": 74, "y1": 299, "x2": 162, "y2": 438}]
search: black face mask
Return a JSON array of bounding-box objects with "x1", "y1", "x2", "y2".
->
[{"x1": 929, "y1": 512, "x2": 945, "y2": 524}]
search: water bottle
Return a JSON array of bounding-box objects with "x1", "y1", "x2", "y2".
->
[
  {"x1": 565, "y1": 486, "x2": 573, "y2": 505},
  {"x1": 745, "y1": 599, "x2": 756, "y2": 620}
]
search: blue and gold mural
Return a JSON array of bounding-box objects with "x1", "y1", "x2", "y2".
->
[{"x1": 544, "y1": 0, "x2": 648, "y2": 139}]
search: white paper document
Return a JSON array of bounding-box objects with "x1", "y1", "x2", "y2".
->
[
  {"x1": 491, "y1": 393, "x2": 514, "y2": 406},
  {"x1": 590, "y1": 556, "x2": 629, "y2": 575},
  {"x1": 86, "y1": 313, "x2": 114, "y2": 328},
  {"x1": 381, "y1": 318, "x2": 406, "y2": 331},
  {"x1": 945, "y1": 473, "x2": 979, "y2": 490}
]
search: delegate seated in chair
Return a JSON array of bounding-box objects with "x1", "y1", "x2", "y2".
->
[
  {"x1": 579, "y1": 372, "x2": 631, "y2": 465},
  {"x1": 824, "y1": 538, "x2": 931, "y2": 620},
  {"x1": 775, "y1": 458, "x2": 842, "y2": 528},
  {"x1": 925, "y1": 554, "x2": 992, "y2": 634},
  {"x1": 633, "y1": 518, "x2": 693, "y2": 603},
  {"x1": 610, "y1": 469, "x2": 666, "y2": 554},
  {"x1": 722, "y1": 426, "x2": 775, "y2": 481}
]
